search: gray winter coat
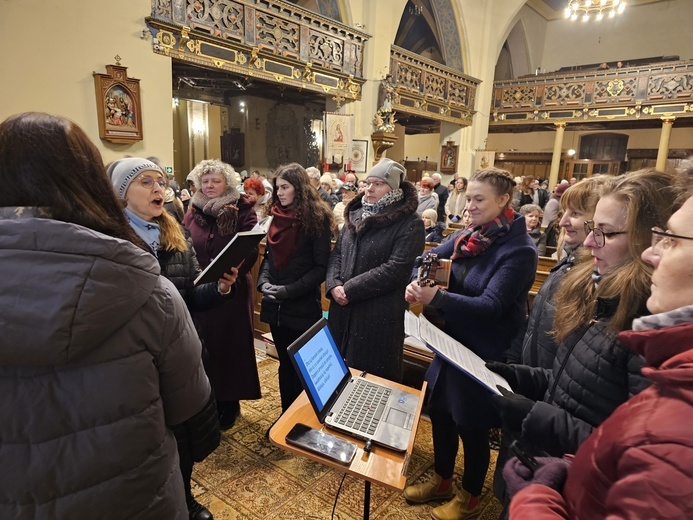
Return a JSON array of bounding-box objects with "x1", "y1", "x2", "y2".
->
[
  {"x1": 0, "y1": 212, "x2": 211, "y2": 520},
  {"x1": 325, "y1": 182, "x2": 425, "y2": 381}
]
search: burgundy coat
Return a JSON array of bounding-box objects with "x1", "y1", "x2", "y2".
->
[
  {"x1": 510, "y1": 318, "x2": 693, "y2": 519},
  {"x1": 184, "y1": 195, "x2": 260, "y2": 401}
]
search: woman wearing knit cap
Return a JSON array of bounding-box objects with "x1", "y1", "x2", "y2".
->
[
  {"x1": 423, "y1": 208, "x2": 445, "y2": 244},
  {"x1": 184, "y1": 160, "x2": 261, "y2": 431},
  {"x1": 257, "y1": 163, "x2": 335, "y2": 413},
  {"x1": 109, "y1": 156, "x2": 238, "y2": 520},
  {"x1": 326, "y1": 157, "x2": 425, "y2": 382},
  {"x1": 0, "y1": 112, "x2": 212, "y2": 519},
  {"x1": 404, "y1": 168, "x2": 537, "y2": 520}
]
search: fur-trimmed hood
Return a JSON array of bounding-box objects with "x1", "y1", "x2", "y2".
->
[{"x1": 344, "y1": 181, "x2": 419, "y2": 235}]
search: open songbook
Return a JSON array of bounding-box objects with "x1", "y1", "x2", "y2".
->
[
  {"x1": 404, "y1": 311, "x2": 512, "y2": 395},
  {"x1": 193, "y1": 216, "x2": 273, "y2": 286}
]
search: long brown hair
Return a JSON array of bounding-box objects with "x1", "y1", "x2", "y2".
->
[
  {"x1": 553, "y1": 169, "x2": 678, "y2": 342},
  {"x1": 271, "y1": 163, "x2": 336, "y2": 237},
  {"x1": 0, "y1": 112, "x2": 144, "y2": 248}
]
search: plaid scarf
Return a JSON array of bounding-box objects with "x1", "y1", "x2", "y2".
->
[{"x1": 451, "y1": 206, "x2": 515, "y2": 259}]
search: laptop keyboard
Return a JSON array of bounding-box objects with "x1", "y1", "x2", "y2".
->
[{"x1": 334, "y1": 379, "x2": 391, "y2": 435}]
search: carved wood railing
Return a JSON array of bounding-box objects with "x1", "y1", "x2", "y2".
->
[
  {"x1": 389, "y1": 46, "x2": 480, "y2": 126},
  {"x1": 147, "y1": 0, "x2": 369, "y2": 102},
  {"x1": 490, "y1": 60, "x2": 693, "y2": 126}
]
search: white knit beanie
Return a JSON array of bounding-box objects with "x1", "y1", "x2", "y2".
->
[{"x1": 107, "y1": 157, "x2": 162, "y2": 198}]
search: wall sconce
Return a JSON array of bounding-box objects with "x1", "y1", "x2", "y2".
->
[{"x1": 255, "y1": 117, "x2": 260, "y2": 130}]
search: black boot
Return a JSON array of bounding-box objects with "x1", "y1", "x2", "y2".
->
[
  {"x1": 187, "y1": 496, "x2": 213, "y2": 520},
  {"x1": 217, "y1": 400, "x2": 240, "y2": 431}
]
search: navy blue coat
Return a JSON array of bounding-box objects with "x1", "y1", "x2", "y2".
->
[{"x1": 424, "y1": 214, "x2": 537, "y2": 430}]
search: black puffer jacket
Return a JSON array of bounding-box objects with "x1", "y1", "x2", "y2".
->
[
  {"x1": 157, "y1": 235, "x2": 232, "y2": 313},
  {"x1": 326, "y1": 182, "x2": 425, "y2": 381},
  {"x1": 506, "y1": 251, "x2": 575, "y2": 367},
  {"x1": 513, "y1": 297, "x2": 650, "y2": 456},
  {"x1": 257, "y1": 222, "x2": 332, "y2": 330}
]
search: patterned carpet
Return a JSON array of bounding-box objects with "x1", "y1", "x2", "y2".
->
[{"x1": 191, "y1": 356, "x2": 503, "y2": 519}]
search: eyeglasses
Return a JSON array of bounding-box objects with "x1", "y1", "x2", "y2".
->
[
  {"x1": 366, "y1": 180, "x2": 389, "y2": 189},
  {"x1": 583, "y1": 220, "x2": 627, "y2": 248},
  {"x1": 651, "y1": 227, "x2": 693, "y2": 252},
  {"x1": 138, "y1": 176, "x2": 167, "y2": 190}
]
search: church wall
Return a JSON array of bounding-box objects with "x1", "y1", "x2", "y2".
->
[
  {"x1": 0, "y1": 0, "x2": 174, "y2": 167},
  {"x1": 541, "y1": 0, "x2": 693, "y2": 72}
]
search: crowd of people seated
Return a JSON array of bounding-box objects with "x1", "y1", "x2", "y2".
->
[{"x1": 2, "y1": 111, "x2": 692, "y2": 520}]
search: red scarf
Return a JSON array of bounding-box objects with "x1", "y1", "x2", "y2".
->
[
  {"x1": 268, "y1": 204, "x2": 299, "y2": 270},
  {"x1": 451, "y1": 206, "x2": 515, "y2": 259}
]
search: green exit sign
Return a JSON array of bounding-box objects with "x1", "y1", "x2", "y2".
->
[{"x1": 165, "y1": 166, "x2": 173, "y2": 174}]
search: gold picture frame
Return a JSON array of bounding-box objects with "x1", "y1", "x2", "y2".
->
[
  {"x1": 93, "y1": 61, "x2": 143, "y2": 144},
  {"x1": 440, "y1": 141, "x2": 458, "y2": 173}
]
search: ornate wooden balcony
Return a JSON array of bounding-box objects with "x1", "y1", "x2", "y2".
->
[
  {"x1": 490, "y1": 60, "x2": 693, "y2": 128},
  {"x1": 389, "y1": 46, "x2": 480, "y2": 126},
  {"x1": 147, "y1": 0, "x2": 369, "y2": 102}
]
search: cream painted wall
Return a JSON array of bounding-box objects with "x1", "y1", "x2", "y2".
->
[
  {"x1": 405, "y1": 133, "x2": 441, "y2": 165},
  {"x1": 0, "y1": 0, "x2": 173, "y2": 166},
  {"x1": 542, "y1": 0, "x2": 693, "y2": 71}
]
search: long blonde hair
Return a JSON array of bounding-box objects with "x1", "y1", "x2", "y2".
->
[
  {"x1": 154, "y1": 209, "x2": 188, "y2": 252},
  {"x1": 552, "y1": 169, "x2": 677, "y2": 342}
]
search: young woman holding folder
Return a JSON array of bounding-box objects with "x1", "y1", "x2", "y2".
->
[
  {"x1": 258, "y1": 163, "x2": 335, "y2": 413},
  {"x1": 184, "y1": 159, "x2": 260, "y2": 431},
  {"x1": 109, "y1": 156, "x2": 238, "y2": 520},
  {"x1": 404, "y1": 168, "x2": 537, "y2": 520}
]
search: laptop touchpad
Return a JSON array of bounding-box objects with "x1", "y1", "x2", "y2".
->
[{"x1": 384, "y1": 407, "x2": 409, "y2": 427}]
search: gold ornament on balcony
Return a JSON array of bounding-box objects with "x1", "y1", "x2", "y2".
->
[{"x1": 565, "y1": 0, "x2": 626, "y2": 22}]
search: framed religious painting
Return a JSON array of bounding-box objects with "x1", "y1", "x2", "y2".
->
[
  {"x1": 93, "y1": 60, "x2": 143, "y2": 144},
  {"x1": 350, "y1": 139, "x2": 368, "y2": 173},
  {"x1": 440, "y1": 141, "x2": 458, "y2": 173}
]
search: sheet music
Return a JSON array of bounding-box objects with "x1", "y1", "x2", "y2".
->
[{"x1": 404, "y1": 311, "x2": 511, "y2": 395}]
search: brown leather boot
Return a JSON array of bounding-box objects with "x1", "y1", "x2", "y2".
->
[
  {"x1": 402, "y1": 473, "x2": 457, "y2": 504},
  {"x1": 430, "y1": 487, "x2": 480, "y2": 520}
]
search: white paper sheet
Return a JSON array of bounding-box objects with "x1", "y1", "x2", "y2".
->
[{"x1": 404, "y1": 311, "x2": 511, "y2": 395}]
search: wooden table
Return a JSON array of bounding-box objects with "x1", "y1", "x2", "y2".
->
[{"x1": 268, "y1": 369, "x2": 426, "y2": 519}]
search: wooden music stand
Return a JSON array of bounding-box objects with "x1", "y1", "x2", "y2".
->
[{"x1": 268, "y1": 368, "x2": 426, "y2": 519}]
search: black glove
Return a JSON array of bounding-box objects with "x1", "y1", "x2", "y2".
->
[
  {"x1": 489, "y1": 386, "x2": 535, "y2": 432},
  {"x1": 263, "y1": 284, "x2": 289, "y2": 300},
  {"x1": 485, "y1": 361, "x2": 519, "y2": 391}
]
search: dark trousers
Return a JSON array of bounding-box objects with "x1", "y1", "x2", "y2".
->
[
  {"x1": 430, "y1": 407, "x2": 490, "y2": 497},
  {"x1": 270, "y1": 323, "x2": 306, "y2": 412}
]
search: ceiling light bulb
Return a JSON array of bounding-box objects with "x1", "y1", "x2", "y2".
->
[
  {"x1": 609, "y1": 9, "x2": 616, "y2": 17},
  {"x1": 582, "y1": 13, "x2": 589, "y2": 22},
  {"x1": 568, "y1": 149, "x2": 576, "y2": 156},
  {"x1": 596, "y1": 12, "x2": 603, "y2": 20},
  {"x1": 618, "y1": 3, "x2": 626, "y2": 13},
  {"x1": 565, "y1": 7, "x2": 572, "y2": 17},
  {"x1": 571, "y1": 13, "x2": 578, "y2": 20}
]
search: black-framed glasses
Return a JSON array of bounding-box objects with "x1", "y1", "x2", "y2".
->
[
  {"x1": 138, "y1": 175, "x2": 167, "y2": 190},
  {"x1": 583, "y1": 220, "x2": 627, "y2": 248},
  {"x1": 651, "y1": 227, "x2": 693, "y2": 251}
]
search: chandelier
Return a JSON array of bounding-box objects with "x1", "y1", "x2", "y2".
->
[{"x1": 565, "y1": 0, "x2": 627, "y2": 22}]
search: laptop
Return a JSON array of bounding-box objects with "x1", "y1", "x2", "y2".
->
[{"x1": 288, "y1": 318, "x2": 420, "y2": 452}]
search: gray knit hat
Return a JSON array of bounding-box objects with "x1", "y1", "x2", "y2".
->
[
  {"x1": 107, "y1": 157, "x2": 162, "y2": 198},
  {"x1": 366, "y1": 158, "x2": 406, "y2": 191}
]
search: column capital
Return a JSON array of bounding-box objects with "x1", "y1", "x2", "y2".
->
[
  {"x1": 554, "y1": 122, "x2": 567, "y2": 129},
  {"x1": 661, "y1": 116, "x2": 676, "y2": 124}
]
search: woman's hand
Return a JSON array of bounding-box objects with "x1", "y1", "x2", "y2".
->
[
  {"x1": 405, "y1": 280, "x2": 439, "y2": 305},
  {"x1": 218, "y1": 267, "x2": 239, "y2": 295},
  {"x1": 330, "y1": 286, "x2": 349, "y2": 306}
]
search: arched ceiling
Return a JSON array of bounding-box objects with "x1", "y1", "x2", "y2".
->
[{"x1": 395, "y1": 0, "x2": 445, "y2": 65}]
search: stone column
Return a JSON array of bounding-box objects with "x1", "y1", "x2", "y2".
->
[
  {"x1": 656, "y1": 117, "x2": 675, "y2": 172},
  {"x1": 548, "y1": 122, "x2": 566, "y2": 189}
]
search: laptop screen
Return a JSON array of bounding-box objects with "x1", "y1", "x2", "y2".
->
[{"x1": 289, "y1": 318, "x2": 349, "y2": 413}]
